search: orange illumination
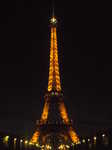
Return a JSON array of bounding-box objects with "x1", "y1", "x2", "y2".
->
[
  {"x1": 59, "y1": 102, "x2": 79, "y2": 144},
  {"x1": 30, "y1": 101, "x2": 49, "y2": 143},
  {"x1": 40, "y1": 101, "x2": 49, "y2": 123},
  {"x1": 31, "y1": 16, "x2": 80, "y2": 146},
  {"x1": 59, "y1": 102, "x2": 69, "y2": 124},
  {"x1": 30, "y1": 131, "x2": 40, "y2": 143},
  {"x1": 69, "y1": 127, "x2": 79, "y2": 144},
  {"x1": 48, "y1": 27, "x2": 61, "y2": 92}
]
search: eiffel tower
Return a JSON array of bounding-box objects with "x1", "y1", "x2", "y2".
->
[{"x1": 31, "y1": 12, "x2": 79, "y2": 149}]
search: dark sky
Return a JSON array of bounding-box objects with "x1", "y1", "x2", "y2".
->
[{"x1": 0, "y1": 0, "x2": 111, "y2": 137}]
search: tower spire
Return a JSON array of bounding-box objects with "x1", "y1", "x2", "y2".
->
[
  {"x1": 52, "y1": 2, "x2": 55, "y2": 17},
  {"x1": 48, "y1": 13, "x2": 61, "y2": 92},
  {"x1": 52, "y1": 0, "x2": 55, "y2": 17}
]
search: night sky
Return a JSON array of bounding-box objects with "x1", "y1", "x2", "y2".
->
[{"x1": 0, "y1": 1, "x2": 111, "y2": 137}]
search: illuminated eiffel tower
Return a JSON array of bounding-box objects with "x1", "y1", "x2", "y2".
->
[{"x1": 31, "y1": 12, "x2": 79, "y2": 149}]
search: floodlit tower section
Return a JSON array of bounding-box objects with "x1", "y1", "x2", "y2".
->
[{"x1": 48, "y1": 16, "x2": 61, "y2": 92}]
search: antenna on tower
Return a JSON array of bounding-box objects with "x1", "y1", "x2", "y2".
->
[
  {"x1": 50, "y1": 0, "x2": 57, "y2": 25},
  {"x1": 52, "y1": 0, "x2": 55, "y2": 17}
]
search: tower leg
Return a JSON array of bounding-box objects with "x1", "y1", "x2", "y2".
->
[
  {"x1": 68, "y1": 127, "x2": 79, "y2": 144},
  {"x1": 30, "y1": 131, "x2": 40, "y2": 143}
]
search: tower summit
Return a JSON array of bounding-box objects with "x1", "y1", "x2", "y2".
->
[
  {"x1": 50, "y1": 16, "x2": 57, "y2": 25},
  {"x1": 30, "y1": 12, "x2": 79, "y2": 149}
]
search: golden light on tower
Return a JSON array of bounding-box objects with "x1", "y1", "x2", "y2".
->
[
  {"x1": 59, "y1": 102, "x2": 69, "y2": 124},
  {"x1": 48, "y1": 17, "x2": 61, "y2": 92},
  {"x1": 30, "y1": 131, "x2": 40, "y2": 143},
  {"x1": 50, "y1": 16, "x2": 57, "y2": 24},
  {"x1": 69, "y1": 127, "x2": 80, "y2": 144},
  {"x1": 30, "y1": 13, "x2": 79, "y2": 146},
  {"x1": 40, "y1": 101, "x2": 49, "y2": 123}
]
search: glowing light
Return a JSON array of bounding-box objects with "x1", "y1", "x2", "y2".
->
[
  {"x1": 71, "y1": 143, "x2": 75, "y2": 146},
  {"x1": 30, "y1": 101, "x2": 49, "y2": 143},
  {"x1": 14, "y1": 138, "x2": 17, "y2": 145},
  {"x1": 30, "y1": 14, "x2": 79, "y2": 147},
  {"x1": 48, "y1": 27, "x2": 61, "y2": 92},
  {"x1": 102, "y1": 134, "x2": 105, "y2": 137},
  {"x1": 41, "y1": 145, "x2": 44, "y2": 148},
  {"x1": 93, "y1": 136, "x2": 96, "y2": 145},
  {"x1": 59, "y1": 102, "x2": 79, "y2": 144},
  {"x1": 58, "y1": 144, "x2": 65, "y2": 149},
  {"x1": 3, "y1": 136, "x2": 9, "y2": 143},
  {"x1": 20, "y1": 139, "x2": 23, "y2": 143},
  {"x1": 46, "y1": 144, "x2": 52, "y2": 149},
  {"x1": 35, "y1": 143, "x2": 39, "y2": 147},
  {"x1": 30, "y1": 131, "x2": 40, "y2": 143},
  {"x1": 88, "y1": 138, "x2": 90, "y2": 142},
  {"x1": 50, "y1": 17, "x2": 57, "y2": 24},
  {"x1": 93, "y1": 136, "x2": 97, "y2": 140},
  {"x1": 41, "y1": 101, "x2": 49, "y2": 123},
  {"x1": 28, "y1": 142, "x2": 32, "y2": 145},
  {"x1": 66, "y1": 144, "x2": 70, "y2": 148},
  {"x1": 59, "y1": 102, "x2": 69, "y2": 123},
  {"x1": 25, "y1": 140, "x2": 28, "y2": 144},
  {"x1": 77, "y1": 141, "x2": 81, "y2": 144},
  {"x1": 82, "y1": 139, "x2": 86, "y2": 143},
  {"x1": 69, "y1": 127, "x2": 80, "y2": 144}
]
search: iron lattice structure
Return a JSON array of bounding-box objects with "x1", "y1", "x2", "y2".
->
[{"x1": 31, "y1": 16, "x2": 79, "y2": 149}]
